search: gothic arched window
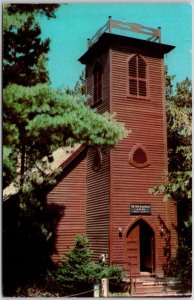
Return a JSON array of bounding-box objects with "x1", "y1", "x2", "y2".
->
[
  {"x1": 129, "y1": 144, "x2": 150, "y2": 168},
  {"x1": 128, "y1": 55, "x2": 147, "y2": 98}
]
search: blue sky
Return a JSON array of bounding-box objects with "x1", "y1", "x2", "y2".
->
[{"x1": 39, "y1": 3, "x2": 192, "y2": 89}]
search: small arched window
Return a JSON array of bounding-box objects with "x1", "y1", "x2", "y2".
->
[
  {"x1": 129, "y1": 144, "x2": 150, "y2": 168},
  {"x1": 128, "y1": 55, "x2": 147, "y2": 98},
  {"x1": 93, "y1": 61, "x2": 102, "y2": 104},
  {"x1": 92, "y1": 148, "x2": 102, "y2": 171}
]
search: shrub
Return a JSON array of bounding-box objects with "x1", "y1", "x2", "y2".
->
[{"x1": 53, "y1": 234, "x2": 125, "y2": 296}]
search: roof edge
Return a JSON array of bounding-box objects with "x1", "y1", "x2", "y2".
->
[
  {"x1": 78, "y1": 32, "x2": 175, "y2": 64},
  {"x1": 57, "y1": 145, "x2": 87, "y2": 171},
  {"x1": 3, "y1": 145, "x2": 87, "y2": 202}
]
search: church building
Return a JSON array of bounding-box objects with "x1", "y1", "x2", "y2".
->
[{"x1": 46, "y1": 17, "x2": 177, "y2": 286}]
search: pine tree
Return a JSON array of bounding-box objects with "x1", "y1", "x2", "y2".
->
[
  {"x1": 3, "y1": 4, "x2": 59, "y2": 187},
  {"x1": 166, "y1": 75, "x2": 192, "y2": 288},
  {"x1": 3, "y1": 4, "x2": 59, "y2": 87},
  {"x1": 54, "y1": 235, "x2": 124, "y2": 296},
  {"x1": 2, "y1": 6, "x2": 128, "y2": 294},
  {"x1": 3, "y1": 4, "x2": 128, "y2": 188},
  {"x1": 151, "y1": 70, "x2": 192, "y2": 287}
]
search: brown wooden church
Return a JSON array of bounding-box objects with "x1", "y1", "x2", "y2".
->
[{"x1": 47, "y1": 18, "x2": 177, "y2": 281}]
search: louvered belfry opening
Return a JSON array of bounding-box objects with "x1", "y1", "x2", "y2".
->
[
  {"x1": 93, "y1": 61, "x2": 102, "y2": 104},
  {"x1": 129, "y1": 55, "x2": 147, "y2": 97}
]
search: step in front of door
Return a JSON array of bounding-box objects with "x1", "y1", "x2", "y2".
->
[{"x1": 132, "y1": 278, "x2": 185, "y2": 296}]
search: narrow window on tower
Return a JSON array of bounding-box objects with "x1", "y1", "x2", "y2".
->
[
  {"x1": 92, "y1": 148, "x2": 102, "y2": 171},
  {"x1": 128, "y1": 55, "x2": 147, "y2": 98},
  {"x1": 93, "y1": 61, "x2": 102, "y2": 105}
]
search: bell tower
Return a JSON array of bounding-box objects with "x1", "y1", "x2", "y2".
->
[{"x1": 79, "y1": 17, "x2": 177, "y2": 277}]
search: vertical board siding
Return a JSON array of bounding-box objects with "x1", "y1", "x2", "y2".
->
[
  {"x1": 86, "y1": 50, "x2": 110, "y2": 262},
  {"x1": 110, "y1": 45, "x2": 177, "y2": 275},
  {"x1": 46, "y1": 156, "x2": 86, "y2": 262}
]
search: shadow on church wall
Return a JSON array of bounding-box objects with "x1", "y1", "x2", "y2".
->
[
  {"x1": 158, "y1": 215, "x2": 172, "y2": 276},
  {"x1": 3, "y1": 193, "x2": 65, "y2": 296}
]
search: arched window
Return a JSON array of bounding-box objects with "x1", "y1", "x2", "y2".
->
[
  {"x1": 92, "y1": 148, "x2": 102, "y2": 171},
  {"x1": 129, "y1": 144, "x2": 150, "y2": 168},
  {"x1": 93, "y1": 61, "x2": 102, "y2": 104},
  {"x1": 128, "y1": 55, "x2": 147, "y2": 97}
]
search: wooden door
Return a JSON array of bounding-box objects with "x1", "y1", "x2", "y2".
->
[{"x1": 126, "y1": 224, "x2": 140, "y2": 276}]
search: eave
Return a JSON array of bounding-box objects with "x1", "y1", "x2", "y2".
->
[{"x1": 78, "y1": 32, "x2": 175, "y2": 64}]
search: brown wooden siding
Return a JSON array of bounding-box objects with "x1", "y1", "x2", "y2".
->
[
  {"x1": 80, "y1": 36, "x2": 176, "y2": 276},
  {"x1": 86, "y1": 148, "x2": 110, "y2": 262},
  {"x1": 46, "y1": 155, "x2": 86, "y2": 262},
  {"x1": 86, "y1": 50, "x2": 110, "y2": 262},
  {"x1": 109, "y1": 45, "x2": 177, "y2": 275}
]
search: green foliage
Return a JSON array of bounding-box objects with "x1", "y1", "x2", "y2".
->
[
  {"x1": 3, "y1": 4, "x2": 56, "y2": 87},
  {"x1": 168, "y1": 216, "x2": 192, "y2": 288},
  {"x1": 3, "y1": 3, "x2": 59, "y2": 186},
  {"x1": 104, "y1": 264, "x2": 125, "y2": 283},
  {"x1": 66, "y1": 70, "x2": 86, "y2": 95},
  {"x1": 3, "y1": 4, "x2": 128, "y2": 188},
  {"x1": 56, "y1": 234, "x2": 93, "y2": 285},
  {"x1": 74, "y1": 70, "x2": 86, "y2": 95},
  {"x1": 3, "y1": 4, "x2": 128, "y2": 295},
  {"x1": 150, "y1": 72, "x2": 192, "y2": 202},
  {"x1": 3, "y1": 83, "x2": 128, "y2": 188},
  {"x1": 3, "y1": 146, "x2": 18, "y2": 188},
  {"x1": 7, "y1": 4, "x2": 60, "y2": 18},
  {"x1": 150, "y1": 69, "x2": 192, "y2": 288},
  {"x1": 54, "y1": 235, "x2": 125, "y2": 294}
]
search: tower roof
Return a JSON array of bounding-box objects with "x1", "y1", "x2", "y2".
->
[
  {"x1": 78, "y1": 32, "x2": 175, "y2": 64},
  {"x1": 78, "y1": 18, "x2": 175, "y2": 64}
]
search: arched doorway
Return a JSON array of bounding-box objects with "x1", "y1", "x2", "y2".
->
[{"x1": 126, "y1": 219, "x2": 155, "y2": 275}]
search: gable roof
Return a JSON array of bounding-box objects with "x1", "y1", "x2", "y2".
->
[{"x1": 3, "y1": 145, "x2": 87, "y2": 202}]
